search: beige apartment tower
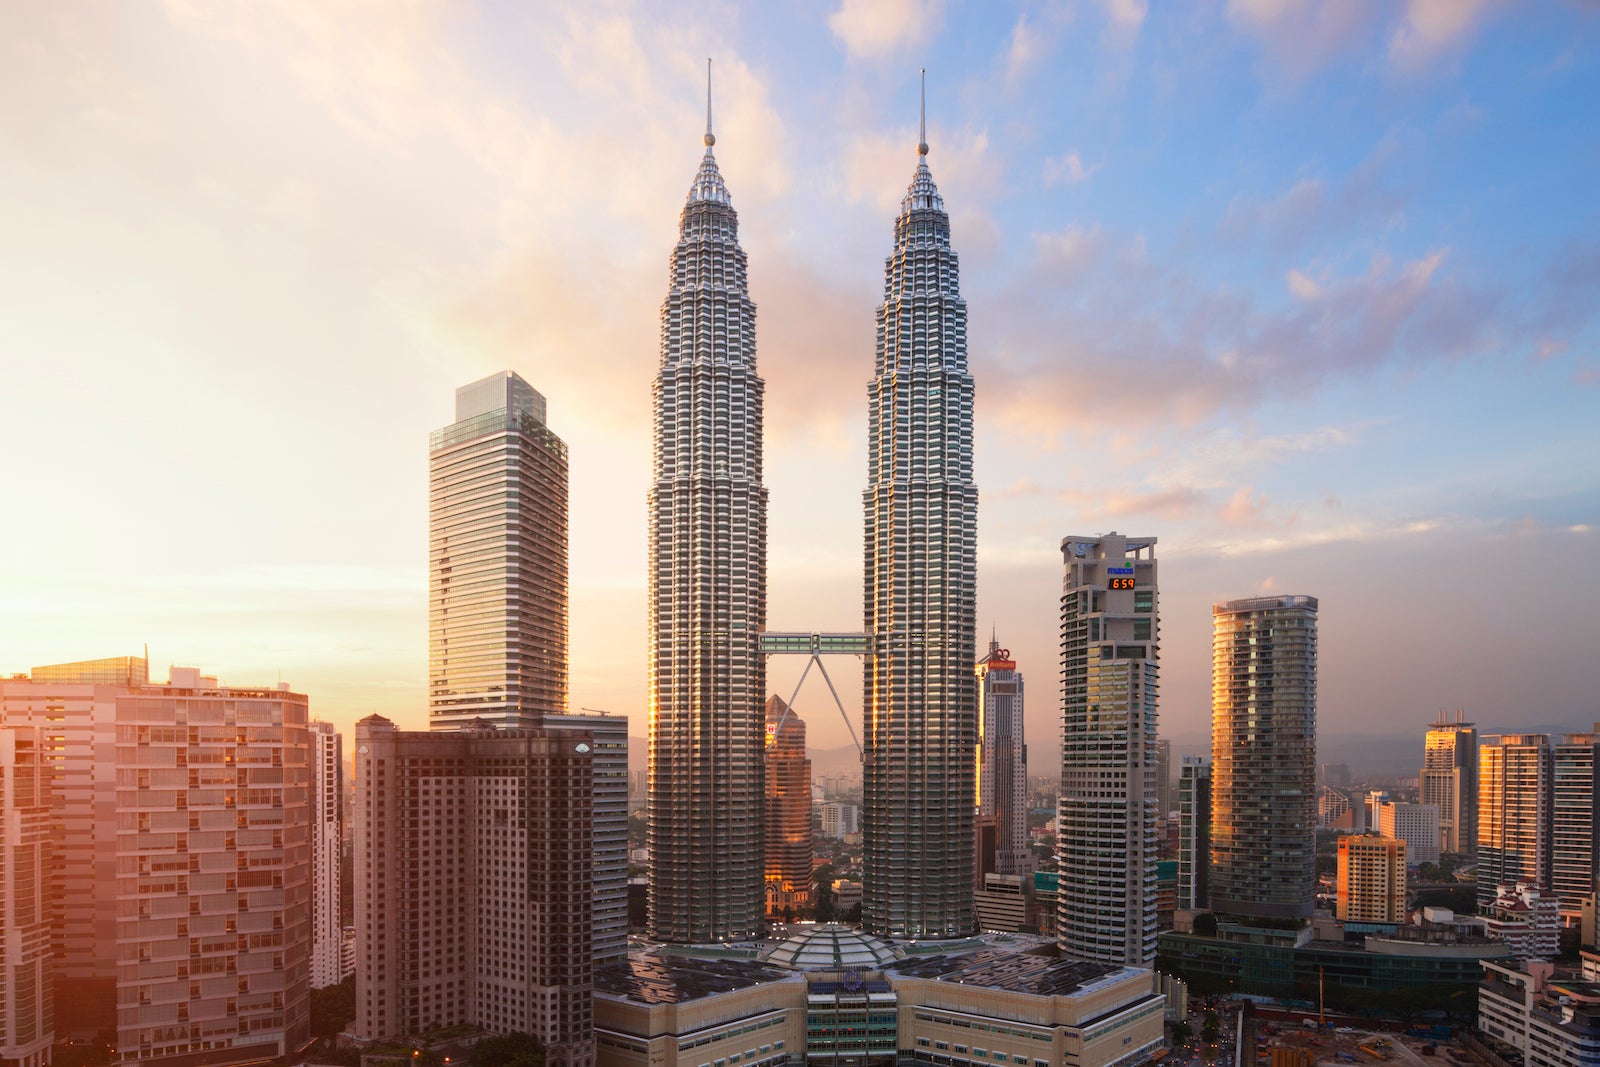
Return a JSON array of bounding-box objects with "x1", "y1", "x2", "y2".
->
[
  {"x1": 1336, "y1": 836, "x2": 1407, "y2": 923},
  {"x1": 2, "y1": 659, "x2": 314, "y2": 1067},
  {"x1": 1478, "y1": 734, "x2": 1553, "y2": 910}
]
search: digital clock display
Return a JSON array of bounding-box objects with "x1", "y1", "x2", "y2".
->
[{"x1": 1109, "y1": 577, "x2": 1136, "y2": 590}]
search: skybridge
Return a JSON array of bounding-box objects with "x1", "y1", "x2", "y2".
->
[{"x1": 759, "y1": 632, "x2": 871, "y2": 757}]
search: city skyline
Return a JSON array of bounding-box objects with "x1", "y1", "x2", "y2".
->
[{"x1": 4, "y1": 4, "x2": 1599, "y2": 758}]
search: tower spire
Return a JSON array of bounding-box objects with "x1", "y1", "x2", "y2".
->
[
  {"x1": 917, "y1": 68, "x2": 928, "y2": 156},
  {"x1": 705, "y1": 57, "x2": 715, "y2": 148}
]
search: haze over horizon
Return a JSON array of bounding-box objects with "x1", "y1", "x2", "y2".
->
[{"x1": 4, "y1": 2, "x2": 1597, "y2": 756}]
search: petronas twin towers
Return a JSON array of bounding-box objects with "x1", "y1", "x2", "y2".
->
[{"x1": 648, "y1": 71, "x2": 977, "y2": 943}]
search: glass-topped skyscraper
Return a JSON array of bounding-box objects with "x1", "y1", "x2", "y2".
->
[
  {"x1": 428, "y1": 371, "x2": 568, "y2": 727},
  {"x1": 1210, "y1": 594, "x2": 1319, "y2": 920},
  {"x1": 1056, "y1": 534, "x2": 1159, "y2": 964},
  {"x1": 647, "y1": 94, "x2": 769, "y2": 943},
  {"x1": 862, "y1": 91, "x2": 979, "y2": 940}
]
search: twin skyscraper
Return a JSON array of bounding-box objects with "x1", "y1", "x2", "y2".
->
[{"x1": 647, "y1": 69, "x2": 979, "y2": 944}]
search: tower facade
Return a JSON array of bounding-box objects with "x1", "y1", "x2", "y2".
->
[
  {"x1": 1209, "y1": 595, "x2": 1319, "y2": 920},
  {"x1": 1336, "y1": 836, "x2": 1407, "y2": 923},
  {"x1": 1420, "y1": 714, "x2": 1478, "y2": 855},
  {"x1": 1477, "y1": 734, "x2": 1553, "y2": 909},
  {"x1": 1553, "y1": 730, "x2": 1600, "y2": 917},
  {"x1": 1177, "y1": 755, "x2": 1211, "y2": 912},
  {"x1": 1055, "y1": 534, "x2": 1159, "y2": 964},
  {"x1": 862, "y1": 100, "x2": 979, "y2": 940},
  {"x1": 354, "y1": 717, "x2": 594, "y2": 1065},
  {"x1": 309, "y1": 721, "x2": 347, "y2": 988},
  {"x1": 647, "y1": 100, "x2": 768, "y2": 943},
  {"x1": 764, "y1": 697, "x2": 813, "y2": 915},
  {"x1": 976, "y1": 639, "x2": 1031, "y2": 879},
  {"x1": 0, "y1": 725, "x2": 53, "y2": 1067},
  {"x1": 429, "y1": 371, "x2": 568, "y2": 728}
]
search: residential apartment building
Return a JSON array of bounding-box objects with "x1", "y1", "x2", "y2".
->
[
  {"x1": 1482, "y1": 882, "x2": 1561, "y2": 960},
  {"x1": 309, "y1": 721, "x2": 348, "y2": 988},
  {"x1": 1177, "y1": 756, "x2": 1211, "y2": 911},
  {"x1": 1478, "y1": 734, "x2": 1553, "y2": 910},
  {"x1": 353, "y1": 716, "x2": 594, "y2": 1067},
  {"x1": 1554, "y1": 730, "x2": 1600, "y2": 920},
  {"x1": 1479, "y1": 959, "x2": 1600, "y2": 1067},
  {"x1": 1, "y1": 725, "x2": 53, "y2": 1067},
  {"x1": 1336, "y1": 836, "x2": 1406, "y2": 923},
  {"x1": 1209, "y1": 595, "x2": 1319, "y2": 921},
  {"x1": 1377, "y1": 801, "x2": 1440, "y2": 866}
]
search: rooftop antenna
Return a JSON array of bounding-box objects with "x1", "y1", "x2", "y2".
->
[
  {"x1": 917, "y1": 68, "x2": 929, "y2": 156},
  {"x1": 704, "y1": 57, "x2": 715, "y2": 148}
]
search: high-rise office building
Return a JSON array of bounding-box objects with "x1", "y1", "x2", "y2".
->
[
  {"x1": 1056, "y1": 534, "x2": 1159, "y2": 964},
  {"x1": 1336, "y1": 836, "x2": 1407, "y2": 923},
  {"x1": 1209, "y1": 595, "x2": 1319, "y2": 920},
  {"x1": 1, "y1": 725, "x2": 53, "y2": 1067},
  {"x1": 2, "y1": 661, "x2": 313, "y2": 1067},
  {"x1": 1420, "y1": 713, "x2": 1478, "y2": 855},
  {"x1": 427, "y1": 372, "x2": 628, "y2": 963},
  {"x1": 647, "y1": 86, "x2": 768, "y2": 943},
  {"x1": 862, "y1": 81, "x2": 979, "y2": 941},
  {"x1": 764, "y1": 696, "x2": 812, "y2": 915},
  {"x1": 309, "y1": 721, "x2": 348, "y2": 988},
  {"x1": 1552, "y1": 730, "x2": 1599, "y2": 918},
  {"x1": 1377, "y1": 801, "x2": 1441, "y2": 866},
  {"x1": 976, "y1": 638, "x2": 1031, "y2": 880},
  {"x1": 1478, "y1": 734, "x2": 1553, "y2": 911},
  {"x1": 1177, "y1": 755, "x2": 1212, "y2": 912},
  {"x1": 353, "y1": 716, "x2": 594, "y2": 1066},
  {"x1": 429, "y1": 370, "x2": 569, "y2": 728}
]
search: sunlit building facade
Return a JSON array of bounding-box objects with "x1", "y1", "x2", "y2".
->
[
  {"x1": 1, "y1": 725, "x2": 53, "y2": 1067},
  {"x1": 1209, "y1": 595, "x2": 1319, "y2": 921},
  {"x1": 764, "y1": 697, "x2": 812, "y2": 915},
  {"x1": 429, "y1": 370, "x2": 569, "y2": 728},
  {"x1": 647, "y1": 107, "x2": 769, "y2": 943},
  {"x1": 1336, "y1": 836, "x2": 1406, "y2": 923},
  {"x1": 1478, "y1": 734, "x2": 1553, "y2": 911},
  {"x1": 1056, "y1": 534, "x2": 1159, "y2": 965},
  {"x1": 976, "y1": 639, "x2": 1031, "y2": 880},
  {"x1": 862, "y1": 109, "x2": 979, "y2": 941},
  {"x1": 1420, "y1": 714, "x2": 1478, "y2": 855},
  {"x1": 1554, "y1": 731, "x2": 1600, "y2": 920}
]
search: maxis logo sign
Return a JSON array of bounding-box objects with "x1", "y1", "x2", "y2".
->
[{"x1": 1107, "y1": 565, "x2": 1135, "y2": 575}]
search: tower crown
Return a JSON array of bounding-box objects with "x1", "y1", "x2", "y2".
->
[
  {"x1": 901, "y1": 69, "x2": 943, "y2": 214},
  {"x1": 687, "y1": 58, "x2": 731, "y2": 206}
]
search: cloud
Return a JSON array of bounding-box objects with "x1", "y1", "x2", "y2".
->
[
  {"x1": 1389, "y1": 0, "x2": 1504, "y2": 75},
  {"x1": 1043, "y1": 151, "x2": 1100, "y2": 186},
  {"x1": 1287, "y1": 268, "x2": 1323, "y2": 300},
  {"x1": 1225, "y1": 0, "x2": 1383, "y2": 81},
  {"x1": 1059, "y1": 486, "x2": 1211, "y2": 520},
  {"x1": 1096, "y1": 0, "x2": 1148, "y2": 49},
  {"x1": 828, "y1": 0, "x2": 944, "y2": 60},
  {"x1": 1221, "y1": 150, "x2": 1407, "y2": 258},
  {"x1": 1220, "y1": 486, "x2": 1270, "y2": 525}
]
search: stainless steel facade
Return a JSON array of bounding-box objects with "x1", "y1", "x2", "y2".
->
[
  {"x1": 1056, "y1": 534, "x2": 1159, "y2": 964},
  {"x1": 1209, "y1": 594, "x2": 1319, "y2": 920},
  {"x1": 647, "y1": 119, "x2": 768, "y2": 943},
  {"x1": 862, "y1": 128, "x2": 978, "y2": 940},
  {"x1": 429, "y1": 371, "x2": 569, "y2": 728}
]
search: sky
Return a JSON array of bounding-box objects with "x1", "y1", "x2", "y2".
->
[{"x1": 3, "y1": 1, "x2": 1598, "y2": 767}]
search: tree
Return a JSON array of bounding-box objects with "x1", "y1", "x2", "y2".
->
[
  {"x1": 1201, "y1": 1012, "x2": 1220, "y2": 1044},
  {"x1": 311, "y1": 976, "x2": 357, "y2": 1040},
  {"x1": 471, "y1": 1033, "x2": 545, "y2": 1067},
  {"x1": 1169, "y1": 1020, "x2": 1193, "y2": 1044}
]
